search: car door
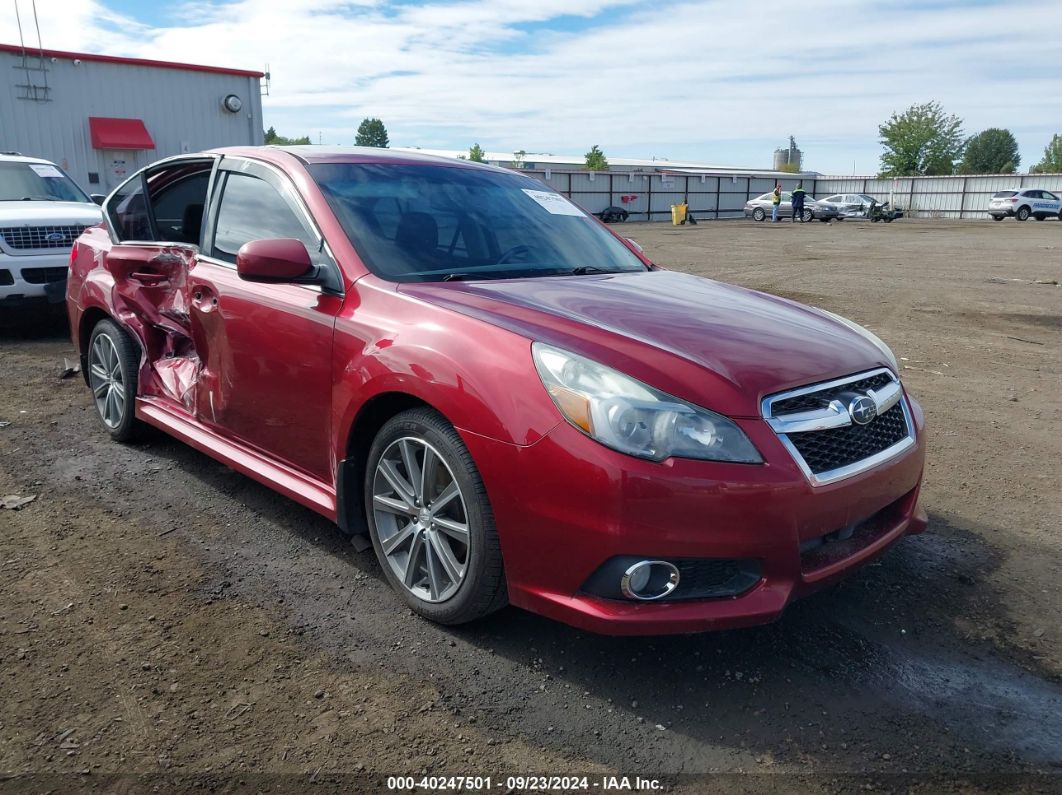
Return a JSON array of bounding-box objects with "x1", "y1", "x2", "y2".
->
[
  {"x1": 190, "y1": 158, "x2": 343, "y2": 482},
  {"x1": 100, "y1": 157, "x2": 216, "y2": 411},
  {"x1": 1041, "y1": 190, "x2": 1061, "y2": 214}
]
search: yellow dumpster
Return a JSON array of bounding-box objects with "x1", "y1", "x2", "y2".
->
[{"x1": 671, "y1": 203, "x2": 688, "y2": 225}]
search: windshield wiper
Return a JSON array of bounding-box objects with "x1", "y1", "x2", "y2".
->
[
  {"x1": 441, "y1": 273, "x2": 478, "y2": 282},
  {"x1": 567, "y1": 265, "x2": 623, "y2": 275}
]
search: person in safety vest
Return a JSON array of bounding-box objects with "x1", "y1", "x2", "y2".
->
[{"x1": 771, "y1": 184, "x2": 782, "y2": 223}]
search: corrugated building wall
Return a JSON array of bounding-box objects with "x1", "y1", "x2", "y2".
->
[{"x1": 1, "y1": 45, "x2": 263, "y2": 193}]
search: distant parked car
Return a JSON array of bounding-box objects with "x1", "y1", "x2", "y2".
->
[
  {"x1": 595, "y1": 206, "x2": 629, "y2": 223},
  {"x1": 744, "y1": 192, "x2": 840, "y2": 223},
  {"x1": 821, "y1": 194, "x2": 875, "y2": 218},
  {"x1": 0, "y1": 153, "x2": 103, "y2": 311},
  {"x1": 988, "y1": 189, "x2": 1062, "y2": 222}
]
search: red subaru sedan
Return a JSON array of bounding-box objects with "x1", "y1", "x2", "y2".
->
[{"x1": 67, "y1": 147, "x2": 926, "y2": 635}]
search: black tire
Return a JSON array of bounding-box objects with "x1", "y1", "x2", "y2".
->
[
  {"x1": 884, "y1": 217, "x2": 894, "y2": 223},
  {"x1": 1035, "y1": 214, "x2": 1046, "y2": 221},
  {"x1": 364, "y1": 408, "x2": 507, "y2": 625},
  {"x1": 818, "y1": 218, "x2": 831, "y2": 223},
  {"x1": 1016, "y1": 206, "x2": 1031, "y2": 221},
  {"x1": 802, "y1": 208, "x2": 814, "y2": 223},
  {"x1": 992, "y1": 215, "x2": 1004, "y2": 222},
  {"x1": 87, "y1": 318, "x2": 143, "y2": 442},
  {"x1": 752, "y1": 207, "x2": 766, "y2": 222}
]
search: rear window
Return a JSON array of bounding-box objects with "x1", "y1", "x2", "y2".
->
[{"x1": 993, "y1": 191, "x2": 1017, "y2": 198}]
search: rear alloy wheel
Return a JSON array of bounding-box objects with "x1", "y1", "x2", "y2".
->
[
  {"x1": 752, "y1": 207, "x2": 766, "y2": 222},
  {"x1": 87, "y1": 318, "x2": 142, "y2": 442},
  {"x1": 365, "y1": 408, "x2": 507, "y2": 624},
  {"x1": 1016, "y1": 206, "x2": 1031, "y2": 221}
]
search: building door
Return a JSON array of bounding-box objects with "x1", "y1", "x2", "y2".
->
[{"x1": 101, "y1": 150, "x2": 140, "y2": 191}]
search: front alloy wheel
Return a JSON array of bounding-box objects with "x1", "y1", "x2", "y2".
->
[
  {"x1": 365, "y1": 408, "x2": 507, "y2": 624},
  {"x1": 752, "y1": 207, "x2": 766, "y2": 222},
  {"x1": 372, "y1": 437, "x2": 469, "y2": 603}
]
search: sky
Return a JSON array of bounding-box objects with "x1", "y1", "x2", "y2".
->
[{"x1": 3, "y1": 0, "x2": 1061, "y2": 174}]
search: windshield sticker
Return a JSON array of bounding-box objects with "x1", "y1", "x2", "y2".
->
[
  {"x1": 29, "y1": 164, "x2": 64, "y2": 179},
  {"x1": 521, "y1": 189, "x2": 585, "y2": 217}
]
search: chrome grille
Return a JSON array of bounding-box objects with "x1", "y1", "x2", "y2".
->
[
  {"x1": 0, "y1": 224, "x2": 88, "y2": 250},
  {"x1": 788, "y1": 403, "x2": 908, "y2": 474},
  {"x1": 762, "y1": 368, "x2": 914, "y2": 485}
]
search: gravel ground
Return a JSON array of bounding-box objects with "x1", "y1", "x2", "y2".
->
[{"x1": 1, "y1": 218, "x2": 1060, "y2": 793}]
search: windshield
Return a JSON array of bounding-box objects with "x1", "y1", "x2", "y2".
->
[
  {"x1": 310, "y1": 163, "x2": 648, "y2": 282},
  {"x1": 0, "y1": 161, "x2": 91, "y2": 203}
]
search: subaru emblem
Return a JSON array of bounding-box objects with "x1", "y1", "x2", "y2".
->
[{"x1": 848, "y1": 395, "x2": 877, "y2": 425}]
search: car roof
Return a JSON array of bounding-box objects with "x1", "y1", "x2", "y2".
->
[
  {"x1": 210, "y1": 145, "x2": 508, "y2": 173},
  {"x1": 0, "y1": 153, "x2": 58, "y2": 165}
]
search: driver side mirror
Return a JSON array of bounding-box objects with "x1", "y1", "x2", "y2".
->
[{"x1": 236, "y1": 238, "x2": 314, "y2": 284}]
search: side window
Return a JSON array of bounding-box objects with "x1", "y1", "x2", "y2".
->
[
  {"x1": 106, "y1": 176, "x2": 152, "y2": 241},
  {"x1": 1025, "y1": 190, "x2": 1041, "y2": 200},
  {"x1": 148, "y1": 170, "x2": 211, "y2": 245},
  {"x1": 1044, "y1": 191, "x2": 1060, "y2": 201},
  {"x1": 211, "y1": 172, "x2": 317, "y2": 263},
  {"x1": 824, "y1": 195, "x2": 841, "y2": 203}
]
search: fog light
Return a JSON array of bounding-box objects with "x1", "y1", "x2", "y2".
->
[{"x1": 620, "y1": 560, "x2": 680, "y2": 600}]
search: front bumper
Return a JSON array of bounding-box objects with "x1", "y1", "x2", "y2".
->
[
  {"x1": 0, "y1": 250, "x2": 69, "y2": 306},
  {"x1": 462, "y1": 395, "x2": 926, "y2": 635}
]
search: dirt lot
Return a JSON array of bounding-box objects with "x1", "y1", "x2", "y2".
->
[{"x1": 1, "y1": 219, "x2": 1060, "y2": 792}]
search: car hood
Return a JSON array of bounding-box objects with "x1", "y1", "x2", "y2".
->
[
  {"x1": 400, "y1": 270, "x2": 894, "y2": 418},
  {"x1": 0, "y1": 202, "x2": 102, "y2": 225}
]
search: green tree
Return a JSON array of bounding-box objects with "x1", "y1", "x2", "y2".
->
[
  {"x1": 263, "y1": 126, "x2": 311, "y2": 145},
  {"x1": 959, "y1": 128, "x2": 1020, "y2": 174},
  {"x1": 468, "y1": 143, "x2": 486, "y2": 163},
  {"x1": 1031, "y1": 134, "x2": 1062, "y2": 174},
  {"x1": 355, "y1": 118, "x2": 389, "y2": 148},
  {"x1": 878, "y1": 102, "x2": 964, "y2": 176},
  {"x1": 584, "y1": 144, "x2": 609, "y2": 171}
]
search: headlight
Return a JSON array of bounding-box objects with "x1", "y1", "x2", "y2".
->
[
  {"x1": 819, "y1": 310, "x2": 900, "y2": 374},
  {"x1": 532, "y1": 343, "x2": 762, "y2": 464}
]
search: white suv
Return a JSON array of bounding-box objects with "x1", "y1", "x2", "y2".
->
[
  {"x1": 988, "y1": 188, "x2": 1062, "y2": 222},
  {"x1": 1, "y1": 153, "x2": 103, "y2": 311}
]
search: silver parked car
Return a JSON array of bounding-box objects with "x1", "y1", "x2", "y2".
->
[
  {"x1": 744, "y1": 192, "x2": 841, "y2": 223},
  {"x1": 820, "y1": 193, "x2": 878, "y2": 218}
]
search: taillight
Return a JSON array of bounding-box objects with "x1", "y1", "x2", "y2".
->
[{"x1": 1011, "y1": 197, "x2": 1019, "y2": 203}]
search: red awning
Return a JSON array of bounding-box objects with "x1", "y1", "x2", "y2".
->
[{"x1": 88, "y1": 117, "x2": 155, "y2": 150}]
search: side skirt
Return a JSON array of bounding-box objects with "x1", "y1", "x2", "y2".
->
[{"x1": 135, "y1": 398, "x2": 337, "y2": 522}]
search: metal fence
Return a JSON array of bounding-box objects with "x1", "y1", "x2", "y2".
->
[
  {"x1": 518, "y1": 169, "x2": 1062, "y2": 221},
  {"x1": 813, "y1": 174, "x2": 1062, "y2": 219}
]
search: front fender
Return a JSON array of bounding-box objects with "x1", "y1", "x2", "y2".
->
[{"x1": 331, "y1": 280, "x2": 563, "y2": 460}]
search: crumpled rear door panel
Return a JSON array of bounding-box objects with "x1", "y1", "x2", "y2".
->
[{"x1": 104, "y1": 244, "x2": 201, "y2": 412}]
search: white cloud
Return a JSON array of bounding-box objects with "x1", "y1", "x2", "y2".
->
[{"x1": 3, "y1": 0, "x2": 1061, "y2": 172}]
